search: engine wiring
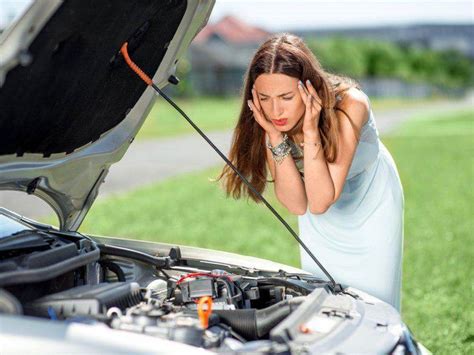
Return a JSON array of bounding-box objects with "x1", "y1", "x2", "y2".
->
[{"x1": 176, "y1": 272, "x2": 233, "y2": 285}]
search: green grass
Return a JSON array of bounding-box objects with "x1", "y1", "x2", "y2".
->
[
  {"x1": 78, "y1": 169, "x2": 300, "y2": 266},
  {"x1": 136, "y1": 95, "x2": 446, "y2": 140},
  {"x1": 382, "y1": 109, "x2": 473, "y2": 354},
  {"x1": 136, "y1": 96, "x2": 242, "y2": 139},
  {"x1": 74, "y1": 108, "x2": 473, "y2": 353}
]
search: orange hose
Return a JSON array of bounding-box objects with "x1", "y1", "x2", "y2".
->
[
  {"x1": 120, "y1": 42, "x2": 153, "y2": 86},
  {"x1": 197, "y1": 296, "x2": 213, "y2": 329}
]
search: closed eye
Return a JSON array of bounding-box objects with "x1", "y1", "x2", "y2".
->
[{"x1": 259, "y1": 96, "x2": 293, "y2": 101}]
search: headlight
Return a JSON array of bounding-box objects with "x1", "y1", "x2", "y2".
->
[{"x1": 390, "y1": 323, "x2": 424, "y2": 355}]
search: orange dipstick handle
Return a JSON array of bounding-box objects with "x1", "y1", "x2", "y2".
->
[
  {"x1": 197, "y1": 296, "x2": 213, "y2": 329},
  {"x1": 120, "y1": 42, "x2": 153, "y2": 86}
]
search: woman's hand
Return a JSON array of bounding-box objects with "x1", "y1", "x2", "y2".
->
[
  {"x1": 247, "y1": 86, "x2": 282, "y2": 142},
  {"x1": 298, "y1": 80, "x2": 323, "y2": 140}
]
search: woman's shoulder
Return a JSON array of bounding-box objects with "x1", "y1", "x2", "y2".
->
[{"x1": 335, "y1": 87, "x2": 370, "y2": 127}]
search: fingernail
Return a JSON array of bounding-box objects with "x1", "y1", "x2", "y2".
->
[
  {"x1": 247, "y1": 100, "x2": 252, "y2": 110},
  {"x1": 306, "y1": 79, "x2": 311, "y2": 85},
  {"x1": 298, "y1": 80, "x2": 303, "y2": 86}
]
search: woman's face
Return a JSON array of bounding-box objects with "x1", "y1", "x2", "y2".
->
[{"x1": 253, "y1": 73, "x2": 306, "y2": 132}]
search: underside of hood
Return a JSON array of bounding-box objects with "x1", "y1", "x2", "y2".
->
[
  {"x1": 1, "y1": 0, "x2": 190, "y2": 155},
  {"x1": 0, "y1": 0, "x2": 215, "y2": 230}
]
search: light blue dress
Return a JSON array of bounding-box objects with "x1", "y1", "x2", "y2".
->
[{"x1": 294, "y1": 91, "x2": 404, "y2": 311}]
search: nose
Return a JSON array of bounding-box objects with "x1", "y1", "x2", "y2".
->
[{"x1": 271, "y1": 99, "x2": 284, "y2": 118}]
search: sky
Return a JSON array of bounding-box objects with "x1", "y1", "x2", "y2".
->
[
  {"x1": 208, "y1": 0, "x2": 473, "y2": 30},
  {"x1": 0, "y1": 0, "x2": 472, "y2": 30}
]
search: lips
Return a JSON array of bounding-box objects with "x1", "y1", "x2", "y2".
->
[{"x1": 272, "y1": 118, "x2": 288, "y2": 126}]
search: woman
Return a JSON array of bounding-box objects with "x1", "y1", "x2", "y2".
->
[{"x1": 219, "y1": 33, "x2": 404, "y2": 311}]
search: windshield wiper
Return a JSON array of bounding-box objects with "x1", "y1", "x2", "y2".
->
[
  {"x1": 0, "y1": 207, "x2": 53, "y2": 231},
  {"x1": 117, "y1": 42, "x2": 342, "y2": 293}
]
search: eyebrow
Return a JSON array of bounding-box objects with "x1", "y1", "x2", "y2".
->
[{"x1": 258, "y1": 91, "x2": 294, "y2": 97}]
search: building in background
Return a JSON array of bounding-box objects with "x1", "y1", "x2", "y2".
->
[
  {"x1": 187, "y1": 16, "x2": 272, "y2": 97},
  {"x1": 182, "y1": 17, "x2": 472, "y2": 98}
]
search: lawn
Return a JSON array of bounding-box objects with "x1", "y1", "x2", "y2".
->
[
  {"x1": 136, "y1": 96, "x2": 242, "y2": 140},
  {"x1": 136, "y1": 95, "x2": 447, "y2": 139},
  {"x1": 78, "y1": 108, "x2": 473, "y2": 353}
]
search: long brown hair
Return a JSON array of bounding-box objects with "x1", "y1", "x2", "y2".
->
[{"x1": 219, "y1": 33, "x2": 360, "y2": 202}]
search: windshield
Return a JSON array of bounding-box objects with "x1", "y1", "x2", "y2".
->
[
  {"x1": 0, "y1": 213, "x2": 31, "y2": 239},
  {"x1": 0, "y1": 0, "x2": 33, "y2": 32}
]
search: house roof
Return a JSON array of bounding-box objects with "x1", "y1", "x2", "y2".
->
[{"x1": 193, "y1": 15, "x2": 271, "y2": 45}]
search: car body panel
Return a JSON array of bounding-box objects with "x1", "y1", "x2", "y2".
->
[
  {"x1": 91, "y1": 234, "x2": 312, "y2": 276},
  {"x1": 0, "y1": 313, "x2": 213, "y2": 354}
]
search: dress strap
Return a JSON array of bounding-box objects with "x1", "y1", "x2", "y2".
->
[
  {"x1": 357, "y1": 87, "x2": 372, "y2": 112},
  {"x1": 335, "y1": 87, "x2": 372, "y2": 127}
]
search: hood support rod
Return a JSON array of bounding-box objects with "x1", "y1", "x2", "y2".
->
[{"x1": 119, "y1": 42, "x2": 341, "y2": 293}]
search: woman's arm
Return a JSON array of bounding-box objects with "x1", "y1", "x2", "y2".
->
[
  {"x1": 247, "y1": 86, "x2": 308, "y2": 215},
  {"x1": 266, "y1": 134, "x2": 308, "y2": 215},
  {"x1": 302, "y1": 87, "x2": 369, "y2": 214}
]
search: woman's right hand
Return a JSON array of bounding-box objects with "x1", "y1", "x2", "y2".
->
[{"x1": 248, "y1": 86, "x2": 282, "y2": 142}]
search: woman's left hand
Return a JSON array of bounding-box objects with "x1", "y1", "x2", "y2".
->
[{"x1": 298, "y1": 80, "x2": 323, "y2": 139}]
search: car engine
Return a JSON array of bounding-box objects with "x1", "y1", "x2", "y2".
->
[{"x1": 0, "y1": 228, "x2": 326, "y2": 352}]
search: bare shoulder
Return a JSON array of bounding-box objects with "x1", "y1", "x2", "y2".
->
[{"x1": 337, "y1": 87, "x2": 370, "y2": 127}]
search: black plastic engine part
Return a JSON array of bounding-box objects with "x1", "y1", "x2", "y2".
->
[
  {"x1": 0, "y1": 230, "x2": 100, "y2": 287},
  {"x1": 180, "y1": 279, "x2": 217, "y2": 302},
  {"x1": 99, "y1": 260, "x2": 126, "y2": 282},
  {"x1": 24, "y1": 282, "x2": 142, "y2": 319},
  {"x1": 214, "y1": 297, "x2": 305, "y2": 340}
]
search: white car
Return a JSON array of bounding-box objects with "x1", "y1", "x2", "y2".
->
[{"x1": 0, "y1": 1, "x2": 428, "y2": 353}]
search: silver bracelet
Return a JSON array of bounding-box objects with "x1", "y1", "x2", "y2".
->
[{"x1": 266, "y1": 134, "x2": 291, "y2": 165}]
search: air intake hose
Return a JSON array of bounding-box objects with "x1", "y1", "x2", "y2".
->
[{"x1": 214, "y1": 297, "x2": 305, "y2": 339}]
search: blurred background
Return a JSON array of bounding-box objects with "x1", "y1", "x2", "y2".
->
[
  {"x1": 1, "y1": 1, "x2": 473, "y2": 353},
  {"x1": 171, "y1": 1, "x2": 474, "y2": 99}
]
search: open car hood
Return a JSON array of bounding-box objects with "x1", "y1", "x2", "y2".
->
[{"x1": 0, "y1": 0, "x2": 215, "y2": 231}]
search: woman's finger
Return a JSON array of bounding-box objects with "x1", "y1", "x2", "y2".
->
[
  {"x1": 251, "y1": 86, "x2": 262, "y2": 112},
  {"x1": 248, "y1": 99, "x2": 277, "y2": 134},
  {"x1": 247, "y1": 99, "x2": 266, "y2": 126},
  {"x1": 251, "y1": 86, "x2": 279, "y2": 130},
  {"x1": 305, "y1": 80, "x2": 323, "y2": 108},
  {"x1": 247, "y1": 99, "x2": 258, "y2": 117},
  {"x1": 306, "y1": 94, "x2": 314, "y2": 117},
  {"x1": 300, "y1": 80, "x2": 321, "y2": 114},
  {"x1": 297, "y1": 81, "x2": 308, "y2": 102}
]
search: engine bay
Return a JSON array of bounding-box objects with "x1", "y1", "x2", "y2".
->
[{"x1": 0, "y1": 227, "x2": 335, "y2": 353}]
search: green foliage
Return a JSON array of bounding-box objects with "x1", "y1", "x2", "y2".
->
[
  {"x1": 364, "y1": 40, "x2": 408, "y2": 78},
  {"x1": 306, "y1": 37, "x2": 474, "y2": 88},
  {"x1": 437, "y1": 49, "x2": 474, "y2": 87},
  {"x1": 307, "y1": 36, "x2": 366, "y2": 77}
]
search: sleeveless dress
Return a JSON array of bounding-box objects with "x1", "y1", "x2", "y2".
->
[{"x1": 292, "y1": 91, "x2": 404, "y2": 311}]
